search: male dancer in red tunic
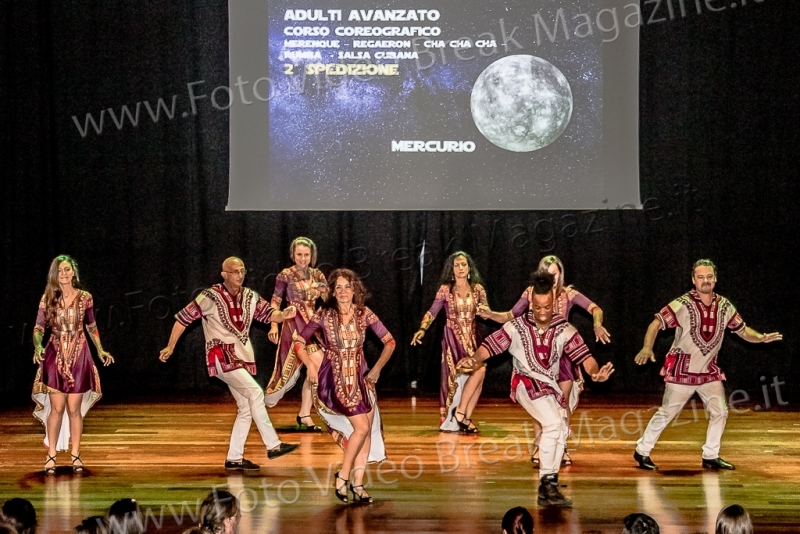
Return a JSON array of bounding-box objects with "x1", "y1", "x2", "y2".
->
[
  {"x1": 633, "y1": 259, "x2": 782, "y2": 470},
  {"x1": 459, "y1": 270, "x2": 614, "y2": 507},
  {"x1": 159, "y1": 257, "x2": 300, "y2": 470}
]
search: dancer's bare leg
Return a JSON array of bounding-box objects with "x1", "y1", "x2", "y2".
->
[
  {"x1": 456, "y1": 366, "x2": 486, "y2": 430},
  {"x1": 298, "y1": 377, "x2": 314, "y2": 423},
  {"x1": 341, "y1": 413, "x2": 370, "y2": 481},
  {"x1": 66, "y1": 393, "x2": 84, "y2": 465},
  {"x1": 45, "y1": 393, "x2": 67, "y2": 471},
  {"x1": 351, "y1": 407, "x2": 376, "y2": 499}
]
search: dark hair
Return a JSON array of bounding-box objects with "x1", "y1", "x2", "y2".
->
[
  {"x1": 74, "y1": 516, "x2": 109, "y2": 534},
  {"x1": 1, "y1": 498, "x2": 36, "y2": 534},
  {"x1": 43, "y1": 255, "x2": 82, "y2": 325},
  {"x1": 537, "y1": 255, "x2": 565, "y2": 293},
  {"x1": 199, "y1": 490, "x2": 240, "y2": 534},
  {"x1": 0, "y1": 524, "x2": 18, "y2": 534},
  {"x1": 322, "y1": 268, "x2": 370, "y2": 311},
  {"x1": 438, "y1": 251, "x2": 483, "y2": 289},
  {"x1": 715, "y1": 504, "x2": 752, "y2": 534},
  {"x1": 692, "y1": 258, "x2": 717, "y2": 277},
  {"x1": 531, "y1": 269, "x2": 555, "y2": 296},
  {"x1": 501, "y1": 506, "x2": 533, "y2": 534},
  {"x1": 106, "y1": 499, "x2": 143, "y2": 534},
  {"x1": 622, "y1": 513, "x2": 660, "y2": 534}
]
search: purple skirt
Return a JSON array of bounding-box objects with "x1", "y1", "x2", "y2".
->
[
  {"x1": 316, "y1": 355, "x2": 373, "y2": 417},
  {"x1": 558, "y1": 355, "x2": 579, "y2": 382},
  {"x1": 38, "y1": 343, "x2": 99, "y2": 394},
  {"x1": 32, "y1": 343, "x2": 102, "y2": 451}
]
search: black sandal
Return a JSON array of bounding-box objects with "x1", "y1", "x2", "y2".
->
[
  {"x1": 71, "y1": 454, "x2": 85, "y2": 474},
  {"x1": 350, "y1": 483, "x2": 373, "y2": 503},
  {"x1": 296, "y1": 415, "x2": 320, "y2": 432},
  {"x1": 45, "y1": 455, "x2": 57, "y2": 476},
  {"x1": 455, "y1": 411, "x2": 478, "y2": 434},
  {"x1": 334, "y1": 472, "x2": 348, "y2": 503}
]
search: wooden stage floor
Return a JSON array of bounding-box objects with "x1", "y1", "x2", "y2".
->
[{"x1": 1, "y1": 394, "x2": 798, "y2": 533}]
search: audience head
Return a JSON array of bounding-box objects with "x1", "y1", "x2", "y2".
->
[
  {"x1": 501, "y1": 506, "x2": 534, "y2": 534},
  {"x1": 198, "y1": 490, "x2": 240, "y2": 534},
  {"x1": 1, "y1": 499, "x2": 36, "y2": 534},
  {"x1": 0, "y1": 524, "x2": 19, "y2": 534},
  {"x1": 74, "y1": 516, "x2": 109, "y2": 534},
  {"x1": 715, "y1": 504, "x2": 752, "y2": 534},
  {"x1": 106, "y1": 499, "x2": 143, "y2": 534},
  {"x1": 622, "y1": 513, "x2": 660, "y2": 534}
]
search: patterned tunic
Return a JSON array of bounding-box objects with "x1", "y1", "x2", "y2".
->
[
  {"x1": 421, "y1": 284, "x2": 488, "y2": 416},
  {"x1": 32, "y1": 290, "x2": 103, "y2": 451},
  {"x1": 482, "y1": 314, "x2": 591, "y2": 408},
  {"x1": 32, "y1": 291, "x2": 102, "y2": 395},
  {"x1": 175, "y1": 284, "x2": 275, "y2": 376},
  {"x1": 655, "y1": 290, "x2": 745, "y2": 385},
  {"x1": 266, "y1": 267, "x2": 327, "y2": 395},
  {"x1": 295, "y1": 307, "x2": 394, "y2": 417},
  {"x1": 511, "y1": 286, "x2": 599, "y2": 382}
]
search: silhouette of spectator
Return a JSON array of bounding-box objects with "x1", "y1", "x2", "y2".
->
[
  {"x1": 1, "y1": 498, "x2": 36, "y2": 534},
  {"x1": 106, "y1": 499, "x2": 144, "y2": 534},
  {"x1": 716, "y1": 504, "x2": 753, "y2": 534},
  {"x1": 74, "y1": 516, "x2": 109, "y2": 534},
  {"x1": 502, "y1": 506, "x2": 534, "y2": 534},
  {"x1": 622, "y1": 513, "x2": 660, "y2": 534},
  {"x1": 197, "y1": 490, "x2": 240, "y2": 534}
]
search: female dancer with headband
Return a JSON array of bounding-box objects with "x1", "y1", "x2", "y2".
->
[{"x1": 265, "y1": 237, "x2": 328, "y2": 430}]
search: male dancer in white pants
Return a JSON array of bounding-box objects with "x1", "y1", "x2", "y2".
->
[
  {"x1": 459, "y1": 270, "x2": 614, "y2": 507},
  {"x1": 159, "y1": 257, "x2": 300, "y2": 470},
  {"x1": 634, "y1": 259, "x2": 782, "y2": 470}
]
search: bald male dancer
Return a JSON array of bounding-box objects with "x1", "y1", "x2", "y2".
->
[{"x1": 160, "y1": 257, "x2": 299, "y2": 470}]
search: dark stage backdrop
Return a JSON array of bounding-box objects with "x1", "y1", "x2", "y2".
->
[{"x1": 1, "y1": 1, "x2": 798, "y2": 405}]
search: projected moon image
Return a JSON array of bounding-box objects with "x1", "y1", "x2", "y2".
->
[{"x1": 470, "y1": 55, "x2": 573, "y2": 152}]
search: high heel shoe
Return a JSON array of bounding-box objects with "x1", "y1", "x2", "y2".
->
[
  {"x1": 71, "y1": 454, "x2": 86, "y2": 474},
  {"x1": 530, "y1": 445, "x2": 540, "y2": 468},
  {"x1": 333, "y1": 472, "x2": 348, "y2": 503},
  {"x1": 296, "y1": 415, "x2": 319, "y2": 432},
  {"x1": 350, "y1": 483, "x2": 373, "y2": 503},
  {"x1": 44, "y1": 455, "x2": 57, "y2": 476},
  {"x1": 455, "y1": 411, "x2": 478, "y2": 434}
]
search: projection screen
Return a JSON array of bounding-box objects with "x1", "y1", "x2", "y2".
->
[{"x1": 228, "y1": 0, "x2": 640, "y2": 210}]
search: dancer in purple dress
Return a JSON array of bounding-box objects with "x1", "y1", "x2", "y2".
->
[
  {"x1": 265, "y1": 237, "x2": 328, "y2": 430},
  {"x1": 411, "y1": 251, "x2": 497, "y2": 433},
  {"x1": 31, "y1": 255, "x2": 114, "y2": 475},
  {"x1": 294, "y1": 268, "x2": 395, "y2": 503}
]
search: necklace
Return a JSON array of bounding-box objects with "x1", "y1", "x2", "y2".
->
[{"x1": 60, "y1": 289, "x2": 78, "y2": 306}]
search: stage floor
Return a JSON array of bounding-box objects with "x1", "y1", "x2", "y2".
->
[{"x1": 1, "y1": 394, "x2": 798, "y2": 533}]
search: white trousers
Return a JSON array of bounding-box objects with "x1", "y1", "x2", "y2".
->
[
  {"x1": 636, "y1": 381, "x2": 728, "y2": 460},
  {"x1": 515, "y1": 383, "x2": 568, "y2": 478},
  {"x1": 215, "y1": 364, "x2": 281, "y2": 460}
]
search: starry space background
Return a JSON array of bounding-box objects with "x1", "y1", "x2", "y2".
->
[{"x1": 267, "y1": 0, "x2": 605, "y2": 209}]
